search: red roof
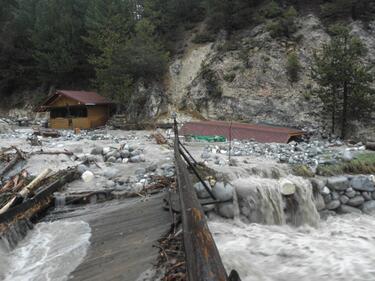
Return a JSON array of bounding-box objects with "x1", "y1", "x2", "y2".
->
[
  {"x1": 36, "y1": 90, "x2": 112, "y2": 112},
  {"x1": 180, "y1": 120, "x2": 305, "y2": 143},
  {"x1": 56, "y1": 90, "x2": 111, "y2": 105}
]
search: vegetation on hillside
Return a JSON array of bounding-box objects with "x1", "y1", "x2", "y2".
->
[{"x1": 0, "y1": 0, "x2": 374, "y2": 115}]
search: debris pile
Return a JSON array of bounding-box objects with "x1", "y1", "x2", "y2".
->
[{"x1": 200, "y1": 140, "x2": 366, "y2": 165}]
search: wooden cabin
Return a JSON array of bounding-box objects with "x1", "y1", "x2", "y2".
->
[{"x1": 36, "y1": 90, "x2": 113, "y2": 129}]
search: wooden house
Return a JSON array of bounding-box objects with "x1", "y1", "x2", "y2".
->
[{"x1": 36, "y1": 90, "x2": 113, "y2": 129}]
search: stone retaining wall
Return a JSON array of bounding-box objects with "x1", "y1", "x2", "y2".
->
[{"x1": 311, "y1": 175, "x2": 375, "y2": 217}]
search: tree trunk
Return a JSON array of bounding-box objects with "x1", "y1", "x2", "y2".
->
[
  {"x1": 331, "y1": 106, "x2": 335, "y2": 135},
  {"x1": 341, "y1": 82, "x2": 348, "y2": 139}
]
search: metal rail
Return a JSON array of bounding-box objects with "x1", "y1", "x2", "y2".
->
[{"x1": 173, "y1": 117, "x2": 241, "y2": 281}]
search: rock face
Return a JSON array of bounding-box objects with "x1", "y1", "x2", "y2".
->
[{"x1": 160, "y1": 15, "x2": 375, "y2": 139}]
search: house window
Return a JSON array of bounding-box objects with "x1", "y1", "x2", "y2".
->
[{"x1": 51, "y1": 106, "x2": 88, "y2": 118}]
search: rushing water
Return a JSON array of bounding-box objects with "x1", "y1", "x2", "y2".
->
[
  {"x1": 0, "y1": 220, "x2": 91, "y2": 281},
  {"x1": 210, "y1": 214, "x2": 375, "y2": 281},
  {"x1": 208, "y1": 173, "x2": 375, "y2": 281}
]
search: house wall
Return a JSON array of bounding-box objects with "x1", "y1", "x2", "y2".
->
[
  {"x1": 49, "y1": 105, "x2": 110, "y2": 129},
  {"x1": 87, "y1": 105, "x2": 110, "y2": 128}
]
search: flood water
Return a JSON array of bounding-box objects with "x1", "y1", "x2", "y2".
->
[
  {"x1": 210, "y1": 214, "x2": 375, "y2": 281},
  {"x1": 0, "y1": 221, "x2": 91, "y2": 281}
]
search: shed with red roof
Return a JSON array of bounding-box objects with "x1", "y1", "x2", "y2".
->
[{"x1": 36, "y1": 90, "x2": 113, "y2": 129}]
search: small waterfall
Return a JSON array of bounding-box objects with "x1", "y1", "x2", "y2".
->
[
  {"x1": 232, "y1": 175, "x2": 320, "y2": 227},
  {"x1": 0, "y1": 219, "x2": 33, "y2": 250},
  {"x1": 54, "y1": 192, "x2": 66, "y2": 208}
]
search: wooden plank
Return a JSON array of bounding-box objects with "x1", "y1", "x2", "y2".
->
[{"x1": 70, "y1": 194, "x2": 170, "y2": 281}]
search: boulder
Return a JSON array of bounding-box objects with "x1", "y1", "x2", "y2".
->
[
  {"x1": 341, "y1": 150, "x2": 353, "y2": 161},
  {"x1": 310, "y1": 178, "x2": 325, "y2": 193},
  {"x1": 212, "y1": 182, "x2": 234, "y2": 201},
  {"x1": 347, "y1": 196, "x2": 365, "y2": 207},
  {"x1": 339, "y1": 195, "x2": 349, "y2": 204},
  {"x1": 107, "y1": 156, "x2": 116, "y2": 163},
  {"x1": 194, "y1": 181, "x2": 212, "y2": 199},
  {"x1": 326, "y1": 200, "x2": 340, "y2": 210},
  {"x1": 280, "y1": 179, "x2": 296, "y2": 196},
  {"x1": 339, "y1": 205, "x2": 362, "y2": 214},
  {"x1": 362, "y1": 192, "x2": 372, "y2": 201},
  {"x1": 331, "y1": 191, "x2": 340, "y2": 200},
  {"x1": 362, "y1": 201, "x2": 375, "y2": 215},
  {"x1": 91, "y1": 146, "x2": 103, "y2": 155},
  {"x1": 217, "y1": 202, "x2": 235, "y2": 219},
  {"x1": 105, "y1": 180, "x2": 116, "y2": 188},
  {"x1": 81, "y1": 171, "x2": 94, "y2": 183},
  {"x1": 350, "y1": 176, "x2": 375, "y2": 192},
  {"x1": 103, "y1": 147, "x2": 111, "y2": 155},
  {"x1": 120, "y1": 150, "x2": 130, "y2": 158},
  {"x1": 77, "y1": 164, "x2": 88, "y2": 175},
  {"x1": 321, "y1": 186, "x2": 330, "y2": 195},
  {"x1": 146, "y1": 164, "x2": 157, "y2": 172},
  {"x1": 345, "y1": 188, "x2": 356, "y2": 198},
  {"x1": 130, "y1": 155, "x2": 142, "y2": 163},
  {"x1": 327, "y1": 176, "x2": 349, "y2": 191}
]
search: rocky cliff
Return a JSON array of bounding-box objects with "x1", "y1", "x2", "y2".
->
[{"x1": 152, "y1": 14, "x2": 375, "y2": 139}]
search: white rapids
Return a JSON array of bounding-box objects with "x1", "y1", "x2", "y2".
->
[
  {"x1": 0, "y1": 220, "x2": 91, "y2": 281},
  {"x1": 210, "y1": 214, "x2": 375, "y2": 281}
]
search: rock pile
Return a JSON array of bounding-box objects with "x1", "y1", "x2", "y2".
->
[
  {"x1": 90, "y1": 144, "x2": 146, "y2": 164},
  {"x1": 201, "y1": 140, "x2": 366, "y2": 165},
  {"x1": 312, "y1": 175, "x2": 375, "y2": 216},
  {"x1": 194, "y1": 180, "x2": 235, "y2": 218}
]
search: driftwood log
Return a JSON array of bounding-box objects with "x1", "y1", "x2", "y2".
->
[
  {"x1": 0, "y1": 148, "x2": 25, "y2": 178},
  {"x1": 30, "y1": 150, "x2": 73, "y2": 156},
  {"x1": 0, "y1": 168, "x2": 51, "y2": 214}
]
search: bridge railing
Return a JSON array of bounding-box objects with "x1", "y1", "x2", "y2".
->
[{"x1": 173, "y1": 117, "x2": 241, "y2": 281}]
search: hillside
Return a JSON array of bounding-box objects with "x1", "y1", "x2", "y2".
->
[
  {"x1": 159, "y1": 15, "x2": 375, "y2": 140},
  {"x1": 1, "y1": 0, "x2": 374, "y2": 140}
]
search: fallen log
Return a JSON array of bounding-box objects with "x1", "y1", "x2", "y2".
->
[
  {"x1": 0, "y1": 149, "x2": 25, "y2": 178},
  {"x1": 0, "y1": 168, "x2": 51, "y2": 215},
  {"x1": 366, "y1": 142, "x2": 375, "y2": 151},
  {"x1": 30, "y1": 150, "x2": 73, "y2": 156},
  {"x1": 0, "y1": 170, "x2": 28, "y2": 195},
  {"x1": 0, "y1": 167, "x2": 78, "y2": 224}
]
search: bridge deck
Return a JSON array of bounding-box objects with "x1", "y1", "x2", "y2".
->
[{"x1": 69, "y1": 193, "x2": 170, "y2": 281}]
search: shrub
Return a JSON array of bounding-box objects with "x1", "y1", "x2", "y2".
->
[
  {"x1": 259, "y1": 1, "x2": 283, "y2": 19},
  {"x1": 266, "y1": 6, "x2": 298, "y2": 38},
  {"x1": 192, "y1": 32, "x2": 216, "y2": 44},
  {"x1": 286, "y1": 51, "x2": 301, "y2": 83}
]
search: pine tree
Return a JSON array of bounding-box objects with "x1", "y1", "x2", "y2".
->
[{"x1": 312, "y1": 25, "x2": 374, "y2": 138}]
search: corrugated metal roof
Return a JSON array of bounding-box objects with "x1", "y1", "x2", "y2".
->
[
  {"x1": 36, "y1": 90, "x2": 112, "y2": 112},
  {"x1": 180, "y1": 120, "x2": 305, "y2": 143}
]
